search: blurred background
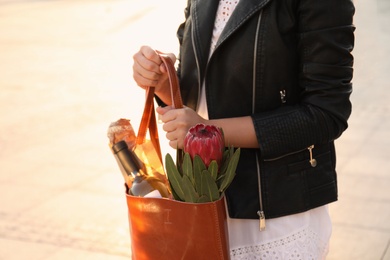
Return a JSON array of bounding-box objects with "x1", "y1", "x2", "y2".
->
[{"x1": 0, "y1": 0, "x2": 389, "y2": 259}]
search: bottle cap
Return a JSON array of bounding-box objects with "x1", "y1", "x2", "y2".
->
[
  {"x1": 111, "y1": 140, "x2": 142, "y2": 173},
  {"x1": 111, "y1": 140, "x2": 128, "y2": 154}
]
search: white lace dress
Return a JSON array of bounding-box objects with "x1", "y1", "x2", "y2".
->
[{"x1": 197, "y1": 1, "x2": 332, "y2": 259}]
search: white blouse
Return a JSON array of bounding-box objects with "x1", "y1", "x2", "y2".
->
[{"x1": 197, "y1": 1, "x2": 332, "y2": 259}]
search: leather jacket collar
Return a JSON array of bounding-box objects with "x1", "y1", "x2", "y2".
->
[{"x1": 191, "y1": 0, "x2": 271, "y2": 75}]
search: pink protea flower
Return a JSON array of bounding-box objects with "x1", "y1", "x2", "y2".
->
[{"x1": 184, "y1": 124, "x2": 224, "y2": 168}]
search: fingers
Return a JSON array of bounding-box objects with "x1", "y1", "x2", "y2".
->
[
  {"x1": 166, "y1": 127, "x2": 187, "y2": 149},
  {"x1": 132, "y1": 46, "x2": 163, "y2": 88},
  {"x1": 156, "y1": 106, "x2": 176, "y2": 132},
  {"x1": 156, "y1": 107, "x2": 206, "y2": 149},
  {"x1": 156, "y1": 106, "x2": 181, "y2": 131},
  {"x1": 156, "y1": 106, "x2": 173, "y2": 116},
  {"x1": 142, "y1": 46, "x2": 162, "y2": 64},
  {"x1": 156, "y1": 107, "x2": 183, "y2": 149},
  {"x1": 168, "y1": 139, "x2": 184, "y2": 149},
  {"x1": 158, "y1": 52, "x2": 177, "y2": 73},
  {"x1": 166, "y1": 53, "x2": 177, "y2": 64},
  {"x1": 132, "y1": 62, "x2": 158, "y2": 88}
]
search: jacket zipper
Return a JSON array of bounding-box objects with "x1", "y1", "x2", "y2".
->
[
  {"x1": 253, "y1": 10, "x2": 266, "y2": 231},
  {"x1": 191, "y1": 6, "x2": 202, "y2": 110},
  {"x1": 193, "y1": 7, "x2": 267, "y2": 229},
  {"x1": 264, "y1": 145, "x2": 318, "y2": 168}
]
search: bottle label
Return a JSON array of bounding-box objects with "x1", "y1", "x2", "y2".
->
[{"x1": 144, "y1": 190, "x2": 162, "y2": 198}]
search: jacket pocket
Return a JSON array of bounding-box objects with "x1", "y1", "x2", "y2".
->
[
  {"x1": 260, "y1": 144, "x2": 336, "y2": 217},
  {"x1": 288, "y1": 149, "x2": 337, "y2": 207},
  {"x1": 287, "y1": 150, "x2": 331, "y2": 174}
]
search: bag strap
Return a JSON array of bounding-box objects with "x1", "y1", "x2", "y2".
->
[
  {"x1": 136, "y1": 52, "x2": 183, "y2": 162},
  {"x1": 157, "y1": 52, "x2": 183, "y2": 109}
]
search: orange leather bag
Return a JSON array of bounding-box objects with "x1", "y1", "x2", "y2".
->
[{"x1": 126, "y1": 53, "x2": 230, "y2": 260}]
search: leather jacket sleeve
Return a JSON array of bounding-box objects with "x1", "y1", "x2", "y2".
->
[{"x1": 252, "y1": 0, "x2": 355, "y2": 158}]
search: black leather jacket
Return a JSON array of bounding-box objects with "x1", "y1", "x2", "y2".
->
[{"x1": 175, "y1": 0, "x2": 355, "y2": 220}]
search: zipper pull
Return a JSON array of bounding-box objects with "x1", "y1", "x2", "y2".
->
[
  {"x1": 280, "y1": 90, "x2": 286, "y2": 104},
  {"x1": 257, "y1": 211, "x2": 266, "y2": 231},
  {"x1": 308, "y1": 145, "x2": 317, "y2": 167}
]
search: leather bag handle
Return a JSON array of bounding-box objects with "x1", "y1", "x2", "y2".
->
[
  {"x1": 136, "y1": 52, "x2": 183, "y2": 162},
  {"x1": 157, "y1": 51, "x2": 183, "y2": 109}
]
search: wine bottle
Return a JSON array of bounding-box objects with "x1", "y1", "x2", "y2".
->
[{"x1": 111, "y1": 141, "x2": 169, "y2": 198}]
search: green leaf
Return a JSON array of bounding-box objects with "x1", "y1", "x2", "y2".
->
[
  {"x1": 208, "y1": 160, "x2": 218, "y2": 181},
  {"x1": 182, "y1": 175, "x2": 199, "y2": 203},
  {"x1": 197, "y1": 195, "x2": 210, "y2": 203},
  {"x1": 219, "y1": 148, "x2": 241, "y2": 192},
  {"x1": 219, "y1": 149, "x2": 231, "y2": 174},
  {"x1": 216, "y1": 173, "x2": 224, "y2": 183},
  {"x1": 170, "y1": 186, "x2": 181, "y2": 201},
  {"x1": 165, "y1": 153, "x2": 186, "y2": 201},
  {"x1": 193, "y1": 165, "x2": 202, "y2": 194},
  {"x1": 182, "y1": 153, "x2": 194, "y2": 185},
  {"x1": 200, "y1": 170, "x2": 220, "y2": 201},
  {"x1": 193, "y1": 155, "x2": 206, "y2": 175}
]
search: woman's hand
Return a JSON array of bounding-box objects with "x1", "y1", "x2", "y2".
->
[
  {"x1": 132, "y1": 46, "x2": 176, "y2": 105},
  {"x1": 157, "y1": 106, "x2": 206, "y2": 149}
]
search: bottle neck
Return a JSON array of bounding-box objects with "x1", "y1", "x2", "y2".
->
[{"x1": 132, "y1": 170, "x2": 145, "y2": 182}]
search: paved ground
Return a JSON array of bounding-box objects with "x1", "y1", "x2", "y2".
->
[{"x1": 0, "y1": 0, "x2": 389, "y2": 259}]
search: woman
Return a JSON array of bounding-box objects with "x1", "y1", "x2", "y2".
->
[{"x1": 132, "y1": 0, "x2": 355, "y2": 258}]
